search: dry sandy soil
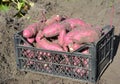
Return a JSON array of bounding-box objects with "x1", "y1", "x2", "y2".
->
[{"x1": 0, "y1": 0, "x2": 120, "y2": 84}]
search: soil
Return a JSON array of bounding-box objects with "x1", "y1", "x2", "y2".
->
[{"x1": 0, "y1": 0, "x2": 120, "y2": 84}]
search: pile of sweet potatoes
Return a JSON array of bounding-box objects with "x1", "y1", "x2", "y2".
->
[{"x1": 22, "y1": 15, "x2": 102, "y2": 52}]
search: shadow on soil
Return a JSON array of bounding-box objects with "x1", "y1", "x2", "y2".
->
[{"x1": 112, "y1": 34, "x2": 120, "y2": 60}]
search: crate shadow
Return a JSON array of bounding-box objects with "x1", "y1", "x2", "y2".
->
[{"x1": 112, "y1": 34, "x2": 120, "y2": 60}]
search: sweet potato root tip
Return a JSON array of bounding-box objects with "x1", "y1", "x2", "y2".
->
[
  {"x1": 27, "y1": 38, "x2": 35, "y2": 44},
  {"x1": 23, "y1": 23, "x2": 38, "y2": 38},
  {"x1": 45, "y1": 15, "x2": 62, "y2": 25},
  {"x1": 23, "y1": 28, "x2": 32, "y2": 38},
  {"x1": 68, "y1": 43, "x2": 83, "y2": 52}
]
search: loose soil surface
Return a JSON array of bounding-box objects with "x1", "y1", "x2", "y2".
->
[{"x1": 0, "y1": 0, "x2": 120, "y2": 84}]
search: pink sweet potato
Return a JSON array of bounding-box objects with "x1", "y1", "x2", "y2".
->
[
  {"x1": 64, "y1": 27, "x2": 100, "y2": 45},
  {"x1": 81, "y1": 58, "x2": 89, "y2": 68},
  {"x1": 73, "y1": 68, "x2": 87, "y2": 77},
  {"x1": 22, "y1": 43, "x2": 32, "y2": 47},
  {"x1": 27, "y1": 38, "x2": 35, "y2": 44},
  {"x1": 23, "y1": 49, "x2": 35, "y2": 58},
  {"x1": 63, "y1": 45, "x2": 69, "y2": 52},
  {"x1": 73, "y1": 56, "x2": 80, "y2": 66},
  {"x1": 64, "y1": 28, "x2": 81, "y2": 46},
  {"x1": 35, "y1": 30, "x2": 43, "y2": 43},
  {"x1": 23, "y1": 23, "x2": 38, "y2": 38},
  {"x1": 26, "y1": 60, "x2": 34, "y2": 66},
  {"x1": 37, "y1": 38, "x2": 64, "y2": 51},
  {"x1": 42, "y1": 23, "x2": 65, "y2": 37},
  {"x1": 81, "y1": 48, "x2": 89, "y2": 54},
  {"x1": 64, "y1": 18, "x2": 86, "y2": 28},
  {"x1": 27, "y1": 51, "x2": 35, "y2": 58},
  {"x1": 72, "y1": 28, "x2": 100, "y2": 44},
  {"x1": 42, "y1": 22, "x2": 71, "y2": 38},
  {"x1": 45, "y1": 15, "x2": 62, "y2": 25},
  {"x1": 58, "y1": 29, "x2": 66, "y2": 46}
]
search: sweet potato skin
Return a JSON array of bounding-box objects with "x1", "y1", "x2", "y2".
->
[
  {"x1": 64, "y1": 28, "x2": 81, "y2": 47},
  {"x1": 35, "y1": 30, "x2": 43, "y2": 43},
  {"x1": 45, "y1": 15, "x2": 62, "y2": 25},
  {"x1": 36, "y1": 38, "x2": 64, "y2": 52},
  {"x1": 42, "y1": 23, "x2": 65, "y2": 37},
  {"x1": 64, "y1": 27, "x2": 100, "y2": 46},
  {"x1": 58, "y1": 29, "x2": 66, "y2": 46},
  {"x1": 64, "y1": 18, "x2": 86, "y2": 28},
  {"x1": 72, "y1": 29, "x2": 100, "y2": 44},
  {"x1": 23, "y1": 23, "x2": 38, "y2": 38},
  {"x1": 27, "y1": 38, "x2": 35, "y2": 44}
]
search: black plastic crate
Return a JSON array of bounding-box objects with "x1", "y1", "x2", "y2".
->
[{"x1": 14, "y1": 25, "x2": 114, "y2": 83}]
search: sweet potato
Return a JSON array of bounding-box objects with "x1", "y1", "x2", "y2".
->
[
  {"x1": 81, "y1": 58, "x2": 89, "y2": 68},
  {"x1": 64, "y1": 18, "x2": 86, "y2": 28},
  {"x1": 73, "y1": 68, "x2": 87, "y2": 77},
  {"x1": 42, "y1": 22, "x2": 71, "y2": 38},
  {"x1": 35, "y1": 30, "x2": 43, "y2": 43},
  {"x1": 23, "y1": 49, "x2": 35, "y2": 58},
  {"x1": 42, "y1": 23, "x2": 64, "y2": 37},
  {"x1": 27, "y1": 51, "x2": 35, "y2": 58},
  {"x1": 26, "y1": 60, "x2": 34, "y2": 66},
  {"x1": 64, "y1": 28, "x2": 81, "y2": 47},
  {"x1": 23, "y1": 23, "x2": 38, "y2": 38},
  {"x1": 37, "y1": 38, "x2": 64, "y2": 51},
  {"x1": 72, "y1": 28, "x2": 100, "y2": 44},
  {"x1": 45, "y1": 15, "x2": 62, "y2": 25},
  {"x1": 22, "y1": 43, "x2": 32, "y2": 47},
  {"x1": 63, "y1": 45, "x2": 69, "y2": 52},
  {"x1": 64, "y1": 27, "x2": 100, "y2": 46},
  {"x1": 81, "y1": 48, "x2": 89, "y2": 54},
  {"x1": 58, "y1": 29, "x2": 66, "y2": 46},
  {"x1": 79, "y1": 69, "x2": 86, "y2": 77},
  {"x1": 27, "y1": 38, "x2": 35, "y2": 44},
  {"x1": 73, "y1": 56, "x2": 80, "y2": 66}
]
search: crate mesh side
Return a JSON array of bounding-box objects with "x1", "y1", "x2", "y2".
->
[
  {"x1": 96, "y1": 27, "x2": 114, "y2": 79},
  {"x1": 16, "y1": 47, "x2": 91, "y2": 81}
]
